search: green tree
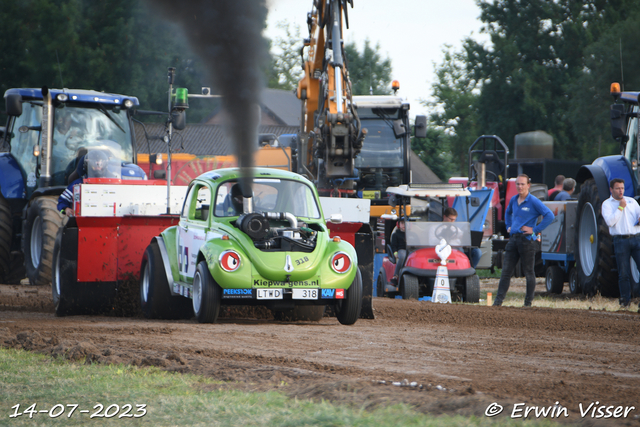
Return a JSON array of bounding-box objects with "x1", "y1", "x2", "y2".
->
[
  {"x1": 411, "y1": 125, "x2": 454, "y2": 182},
  {"x1": 0, "y1": 0, "x2": 210, "y2": 122},
  {"x1": 464, "y1": 0, "x2": 640, "y2": 162},
  {"x1": 344, "y1": 40, "x2": 392, "y2": 95},
  {"x1": 426, "y1": 45, "x2": 480, "y2": 176},
  {"x1": 266, "y1": 22, "x2": 304, "y2": 91}
]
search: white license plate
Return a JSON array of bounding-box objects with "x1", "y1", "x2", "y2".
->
[
  {"x1": 256, "y1": 289, "x2": 283, "y2": 300},
  {"x1": 292, "y1": 288, "x2": 318, "y2": 300}
]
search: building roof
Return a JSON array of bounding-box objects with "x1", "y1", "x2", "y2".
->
[
  {"x1": 134, "y1": 122, "x2": 297, "y2": 156},
  {"x1": 202, "y1": 88, "x2": 300, "y2": 127}
]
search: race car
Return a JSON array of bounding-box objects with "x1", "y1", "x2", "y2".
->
[{"x1": 139, "y1": 167, "x2": 362, "y2": 324}]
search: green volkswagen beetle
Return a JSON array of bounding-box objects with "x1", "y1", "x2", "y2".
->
[{"x1": 139, "y1": 167, "x2": 362, "y2": 325}]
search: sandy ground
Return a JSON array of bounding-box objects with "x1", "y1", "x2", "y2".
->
[{"x1": 1, "y1": 277, "x2": 639, "y2": 425}]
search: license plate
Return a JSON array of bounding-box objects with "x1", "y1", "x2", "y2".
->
[
  {"x1": 256, "y1": 289, "x2": 283, "y2": 300},
  {"x1": 292, "y1": 288, "x2": 318, "y2": 300}
]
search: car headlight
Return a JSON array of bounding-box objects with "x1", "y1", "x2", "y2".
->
[
  {"x1": 330, "y1": 252, "x2": 351, "y2": 274},
  {"x1": 219, "y1": 250, "x2": 241, "y2": 272}
]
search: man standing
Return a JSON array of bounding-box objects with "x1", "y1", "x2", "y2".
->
[
  {"x1": 493, "y1": 174, "x2": 554, "y2": 307},
  {"x1": 601, "y1": 178, "x2": 640, "y2": 308},
  {"x1": 548, "y1": 175, "x2": 564, "y2": 201},
  {"x1": 389, "y1": 220, "x2": 406, "y2": 285},
  {"x1": 554, "y1": 178, "x2": 576, "y2": 201}
]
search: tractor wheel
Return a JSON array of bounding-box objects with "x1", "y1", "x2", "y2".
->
[
  {"x1": 192, "y1": 260, "x2": 221, "y2": 323},
  {"x1": 575, "y1": 178, "x2": 618, "y2": 297},
  {"x1": 336, "y1": 267, "x2": 362, "y2": 325},
  {"x1": 401, "y1": 273, "x2": 419, "y2": 300},
  {"x1": 464, "y1": 274, "x2": 480, "y2": 303},
  {"x1": 23, "y1": 196, "x2": 63, "y2": 286},
  {"x1": 273, "y1": 305, "x2": 325, "y2": 322},
  {"x1": 140, "y1": 240, "x2": 192, "y2": 320},
  {"x1": 52, "y1": 224, "x2": 79, "y2": 316},
  {"x1": 545, "y1": 265, "x2": 564, "y2": 294},
  {"x1": 376, "y1": 268, "x2": 388, "y2": 298},
  {"x1": 568, "y1": 268, "x2": 580, "y2": 294},
  {"x1": 0, "y1": 191, "x2": 12, "y2": 282},
  {"x1": 52, "y1": 222, "x2": 115, "y2": 316}
]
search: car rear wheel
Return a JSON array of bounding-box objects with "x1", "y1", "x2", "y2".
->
[
  {"x1": 464, "y1": 274, "x2": 480, "y2": 303},
  {"x1": 140, "y1": 239, "x2": 192, "y2": 320},
  {"x1": 336, "y1": 268, "x2": 362, "y2": 325},
  {"x1": 193, "y1": 260, "x2": 221, "y2": 323},
  {"x1": 401, "y1": 274, "x2": 419, "y2": 300}
]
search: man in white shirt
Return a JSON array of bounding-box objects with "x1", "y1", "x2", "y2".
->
[{"x1": 601, "y1": 178, "x2": 640, "y2": 307}]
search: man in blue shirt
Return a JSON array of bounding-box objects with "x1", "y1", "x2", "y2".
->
[{"x1": 493, "y1": 174, "x2": 554, "y2": 307}]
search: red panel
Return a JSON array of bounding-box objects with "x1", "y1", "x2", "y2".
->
[
  {"x1": 76, "y1": 216, "x2": 180, "y2": 282},
  {"x1": 404, "y1": 247, "x2": 471, "y2": 271},
  {"x1": 326, "y1": 222, "x2": 363, "y2": 247},
  {"x1": 78, "y1": 220, "x2": 118, "y2": 282}
]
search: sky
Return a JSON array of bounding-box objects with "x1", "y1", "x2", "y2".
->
[{"x1": 264, "y1": 0, "x2": 490, "y2": 118}]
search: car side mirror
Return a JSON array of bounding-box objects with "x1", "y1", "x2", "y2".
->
[
  {"x1": 392, "y1": 119, "x2": 406, "y2": 137},
  {"x1": 329, "y1": 213, "x2": 342, "y2": 224}
]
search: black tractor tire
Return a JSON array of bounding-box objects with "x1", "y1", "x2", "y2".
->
[
  {"x1": 273, "y1": 305, "x2": 326, "y2": 322},
  {"x1": 464, "y1": 274, "x2": 480, "y2": 303},
  {"x1": 23, "y1": 196, "x2": 63, "y2": 286},
  {"x1": 52, "y1": 222, "x2": 115, "y2": 316},
  {"x1": 336, "y1": 267, "x2": 363, "y2": 325},
  {"x1": 545, "y1": 265, "x2": 564, "y2": 294},
  {"x1": 568, "y1": 268, "x2": 580, "y2": 294},
  {"x1": 140, "y1": 240, "x2": 192, "y2": 320},
  {"x1": 377, "y1": 268, "x2": 388, "y2": 298},
  {"x1": 401, "y1": 273, "x2": 420, "y2": 300},
  {"x1": 575, "y1": 178, "x2": 618, "y2": 297},
  {"x1": 0, "y1": 191, "x2": 12, "y2": 282},
  {"x1": 192, "y1": 260, "x2": 221, "y2": 323}
]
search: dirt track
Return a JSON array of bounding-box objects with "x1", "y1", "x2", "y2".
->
[{"x1": 1, "y1": 278, "x2": 640, "y2": 425}]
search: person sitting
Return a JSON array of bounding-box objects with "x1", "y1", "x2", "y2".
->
[
  {"x1": 389, "y1": 220, "x2": 406, "y2": 285},
  {"x1": 444, "y1": 207, "x2": 482, "y2": 269},
  {"x1": 57, "y1": 150, "x2": 110, "y2": 216}
]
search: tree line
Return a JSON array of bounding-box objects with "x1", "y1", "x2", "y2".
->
[{"x1": 3, "y1": 0, "x2": 639, "y2": 180}]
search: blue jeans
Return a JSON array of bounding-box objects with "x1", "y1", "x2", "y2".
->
[
  {"x1": 494, "y1": 234, "x2": 537, "y2": 306},
  {"x1": 613, "y1": 234, "x2": 640, "y2": 305},
  {"x1": 469, "y1": 247, "x2": 482, "y2": 269},
  {"x1": 393, "y1": 249, "x2": 407, "y2": 279}
]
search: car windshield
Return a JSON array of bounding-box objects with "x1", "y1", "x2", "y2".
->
[{"x1": 214, "y1": 178, "x2": 320, "y2": 219}]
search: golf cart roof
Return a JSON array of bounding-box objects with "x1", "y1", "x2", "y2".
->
[{"x1": 386, "y1": 183, "x2": 471, "y2": 198}]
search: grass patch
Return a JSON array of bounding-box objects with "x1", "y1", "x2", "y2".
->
[{"x1": 0, "y1": 348, "x2": 563, "y2": 426}]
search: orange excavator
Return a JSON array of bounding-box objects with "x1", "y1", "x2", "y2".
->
[{"x1": 296, "y1": 0, "x2": 365, "y2": 195}]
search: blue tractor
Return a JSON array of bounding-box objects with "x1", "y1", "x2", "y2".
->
[
  {"x1": 0, "y1": 87, "x2": 144, "y2": 285},
  {"x1": 574, "y1": 83, "x2": 640, "y2": 297}
]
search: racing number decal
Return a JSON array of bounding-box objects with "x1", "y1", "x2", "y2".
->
[
  {"x1": 178, "y1": 245, "x2": 189, "y2": 274},
  {"x1": 295, "y1": 256, "x2": 309, "y2": 266}
]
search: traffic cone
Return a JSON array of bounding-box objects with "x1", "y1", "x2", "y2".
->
[{"x1": 432, "y1": 265, "x2": 452, "y2": 303}]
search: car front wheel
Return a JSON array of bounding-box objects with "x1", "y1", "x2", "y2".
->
[{"x1": 193, "y1": 261, "x2": 221, "y2": 323}]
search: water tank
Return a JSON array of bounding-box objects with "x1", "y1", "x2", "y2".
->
[{"x1": 514, "y1": 131, "x2": 553, "y2": 159}]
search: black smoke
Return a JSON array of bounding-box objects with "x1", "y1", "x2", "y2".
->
[{"x1": 147, "y1": 0, "x2": 268, "y2": 197}]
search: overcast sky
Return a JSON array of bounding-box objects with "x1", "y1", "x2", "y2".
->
[{"x1": 264, "y1": 0, "x2": 489, "y2": 118}]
